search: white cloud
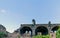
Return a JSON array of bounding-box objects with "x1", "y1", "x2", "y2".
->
[
  {"x1": 1, "y1": 9, "x2": 6, "y2": 12},
  {"x1": 0, "y1": 9, "x2": 6, "y2": 13}
]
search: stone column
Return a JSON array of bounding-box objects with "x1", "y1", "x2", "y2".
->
[
  {"x1": 48, "y1": 27, "x2": 51, "y2": 34},
  {"x1": 32, "y1": 28, "x2": 35, "y2": 36},
  {"x1": 32, "y1": 19, "x2": 36, "y2": 36},
  {"x1": 48, "y1": 21, "x2": 51, "y2": 34}
]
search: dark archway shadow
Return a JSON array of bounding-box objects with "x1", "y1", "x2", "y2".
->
[
  {"x1": 35, "y1": 26, "x2": 48, "y2": 35},
  {"x1": 51, "y1": 26, "x2": 59, "y2": 32},
  {"x1": 20, "y1": 27, "x2": 32, "y2": 36}
]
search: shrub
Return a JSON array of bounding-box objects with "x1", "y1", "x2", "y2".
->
[
  {"x1": 33, "y1": 35, "x2": 42, "y2": 38},
  {"x1": 33, "y1": 35, "x2": 50, "y2": 38}
]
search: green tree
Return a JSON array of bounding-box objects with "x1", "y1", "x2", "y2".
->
[
  {"x1": 56, "y1": 28, "x2": 60, "y2": 38},
  {"x1": 0, "y1": 32, "x2": 7, "y2": 38}
]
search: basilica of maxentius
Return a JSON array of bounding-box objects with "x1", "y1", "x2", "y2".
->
[{"x1": 19, "y1": 19, "x2": 59, "y2": 38}]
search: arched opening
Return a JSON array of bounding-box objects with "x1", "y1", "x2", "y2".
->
[
  {"x1": 51, "y1": 26, "x2": 59, "y2": 32},
  {"x1": 35, "y1": 26, "x2": 48, "y2": 35},
  {"x1": 20, "y1": 26, "x2": 32, "y2": 36}
]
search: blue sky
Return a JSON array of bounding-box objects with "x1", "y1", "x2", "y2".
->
[{"x1": 0, "y1": 0, "x2": 60, "y2": 33}]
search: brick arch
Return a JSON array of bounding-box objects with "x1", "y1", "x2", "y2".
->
[
  {"x1": 51, "y1": 26, "x2": 59, "y2": 32},
  {"x1": 20, "y1": 26, "x2": 32, "y2": 36},
  {"x1": 20, "y1": 26, "x2": 32, "y2": 30},
  {"x1": 35, "y1": 26, "x2": 48, "y2": 35}
]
